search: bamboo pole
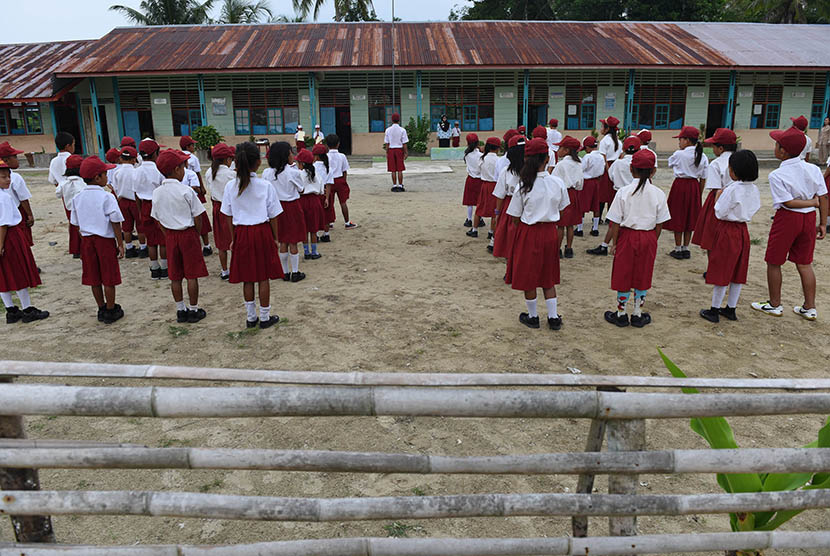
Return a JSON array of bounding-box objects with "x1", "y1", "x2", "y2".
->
[
  {"x1": 607, "y1": 419, "x2": 646, "y2": 541},
  {"x1": 0, "y1": 439, "x2": 146, "y2": 449},
  {"x1": 3, "y1": 359, "x2": 830, "y2": 390},
  {"x1": 4, "y1": 384, "x2": 830, "y2": 419},
  {"x1": 4, "y1": 531, "x2": 830, "y2": 556},
  {"x1": 572, "y1": 416, "x2": 607, "y2": 537},
  {"x1": 2, "y1": 490, "x2": 829, "y2": 521}
]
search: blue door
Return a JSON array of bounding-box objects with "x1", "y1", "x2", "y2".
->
[
  {"x1": 463, "y1": 105, "x2": 478, "y2": 130},
  {"x1": 320, "y1": 107, "x2": 336, "y2": 137},
  {"x1": 123, "y1": 111, "x2": 140, "y2": 144}
]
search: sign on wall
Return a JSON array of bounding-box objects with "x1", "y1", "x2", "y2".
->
[
  {"x1": 211, "y1": 97, "x2": 227, "y2": 115},
  {"x1": 153, "y1": 97, "x2": 167, "y2": 105}
]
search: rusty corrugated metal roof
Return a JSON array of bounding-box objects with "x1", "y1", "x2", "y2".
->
[{"x1": 0, "y1": 40, "x2": 93, "y2": 102}]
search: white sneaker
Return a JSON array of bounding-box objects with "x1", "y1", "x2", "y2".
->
[
  {"x1": 751, "y1": 301, "x2": 783, "y2": 317},
  {"x1": 794, "y1": 306, "x2": 817, "y2": 321}
]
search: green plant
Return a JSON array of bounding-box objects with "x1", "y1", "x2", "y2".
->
[
  {"x1": 659, "y1": 349, "x2": 830, "y2": 556},
  {"x1": 590, "y1": 128, "x2": 599, "y2": 139},
  {"x1": 699, "y1": 123, "x2": 707, "y2": 140},
  {"x1": 383, "y1": 522, "x2": 423, "y2": 537},
  {"x1": 168, "y1": 325, "x2": 189, "y2": 337},
  {"x1": 405, "y1": 116, "x2": 431, "y2": 154},
  {"x1": 191, "y1": 125, "x2": 223, "y2": 151}
]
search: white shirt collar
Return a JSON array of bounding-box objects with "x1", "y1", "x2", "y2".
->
[{"x1": 780, "y1": 157, "x2": 800, "y2": 167}]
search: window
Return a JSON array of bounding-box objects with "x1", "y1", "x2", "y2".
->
[
  {"x1": 0, "y1": 110, "x2": 7, "y2": 135},
  {"x1": 232, "y1": 89, "x2": 299, "y2": 135},
  {"x1": 750, "y1": 86, "x2": 783, "y2": 129},
  {"x1": 170, "y1": 91, "x2": 203, "y2": 136},
  {"x1": 565, "y1": 86, "x2": 596, "y2": 130},
  {"x1": 633, "y1": 86, "x2": 685, "y2": 130},
  {"x1": 811, "y1": 86, "x2": 826, "y2": 128},
  {"x1": 368, "y1": 88, "x2": 400, "y2": 132},
  {"x1": 430, "y1": 87, "x2": 494, "y2": 131},
  {"x1": 0, "y1": 104, "x2": 43, "y2": 135}
]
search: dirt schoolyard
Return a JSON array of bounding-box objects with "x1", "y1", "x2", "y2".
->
[{"x1": 2, "y1": 161, "x2": 829, "y2": 554}]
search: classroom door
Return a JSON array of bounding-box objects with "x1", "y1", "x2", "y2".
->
[
  {"x1": 335, "y1": 107, "x2": 352, "y2": 155},
  {"x1": 320, "y1": 106, "x2": 336, "y2": 136},
  {"x1": 123, "y1": 111, "x2": 141, "y2": 145},
  {"x1": 462, "y1": 105, "x2": 477, "y2": 131}
]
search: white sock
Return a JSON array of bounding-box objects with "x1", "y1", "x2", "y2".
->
[
  {"x1": 592, "y1": 217, "x2": 599, "y2": 231},
  {"x1": 139, "y1": 243, "x2": 147, "y2": 249},
  {"x1": 159, "y1": 259, "x2": 168, "y2": 270},
  {"x1": 187, "y1": 304, "x2": 199, "y2": 311},
  {"x1": 245, "y1": 301, "x2": 257, "y2": 321},
  {"x1": 600, "y1": 242, "x2": 608, "y2": 248},
  {"x1": 467, "y1": 206, "x2": 474, "y2": 220},
  {"x1": 289, "y1": 253, "x2": 300, "y2": 273},
  {"x1": 260, "y1": 305, "x2": 271, "y2": 322},
  {"x1": 176, "y1": 300, "x2": 186, "y2": 311},
  {"x1": 125, "y1": 244, "x2": 135, "y2": 251},
  {"x1": 278, "y1": 252, "x2": 290, "y2": 273},
  {"x1": 674, "y1": 245, "x2": 682, "y2": 252},
  {"x1": 488, "y1": 238, "x2": 494, "y2": 247},
  {"x1": 150, "y1": 261, "x2": 160, "y2": 270},
  {"x1": 525, "y1": 298, "x2": 538, "y2": 318},
  {"x1": 681, "y1": 245, "x2": 689, "y2": 252},
  {"x1": 576, "y1": 223, "x2": 583, "y2": 232},
  {"x1": 16, "y1": 289, "x2": 31, "y2": 309},
  {"x1": 1, "y1": 292, "x2": 14, "y2": 308},
  {"x1": 221, "y1": 269, "x2": 229, "y2": 277},
  {"x1": 545, "y1": 297, "x2": 558, "y2": 318},
  {"x1": 711, "y1": 285, "x2": 727, "y2": 308},
  {"x1": 727, "y1": 283, "x2": 743, "y2": 308}
]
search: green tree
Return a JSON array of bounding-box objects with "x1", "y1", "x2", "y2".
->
[
  {"x1": 109, "y1": 0, "x2": 215, "y2": 24},
  {"x1": 451, "y1": 0, "x2": 734, "y2": 21},
  {"x1": 624, "y1": 0, "x2": 726, "y2": 21},
  {"x1": 215, "y1": 0, "x2": 273, "y2": 23},
  {"x1": 450, "y1": 0, "x2": 554, "y2": 20},
  {"x1": 726, "y1": 0, "x2": 830, "y2": 22},
  {"x1": 342, "y1": 0, "x2": 379, "y2": 21},
  {"x1": 293, "y1": 0, "x2": 375, "y2": 21}
]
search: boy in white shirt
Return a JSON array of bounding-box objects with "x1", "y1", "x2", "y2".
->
[
  {"x1": 135, "y1": 139, "x2": 168, "y2": 280},
  {"x1": 180, "y1": 136, "x2": 212, "y2": 256},
  {"x1": 48, "y1": 132, "x2": 75, "y2": 186},
  {"x1": 384, "y1": 113, "x2": 409, "y2": 192},
  {"x1": 54, "y1": 154, "x2": 85, "y2": 258},
  {"x1": 325, "y1": 134, "x2": 358, "y2": 230},
  {"x1": 790, "y1": 116, "x2": 812, "y2": 162},
  {"x1": 545, "y1": 118, "x2": 562, "y2": 172},
  {"x1": 313, "y1": 124, "x2": 325, "y2": 144},
  {"x1": 294, "y1": 125, "x2": 306, "y2": 151}
]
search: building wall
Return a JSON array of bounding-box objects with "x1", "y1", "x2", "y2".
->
[
  {"x1": 494, "y1": 87, "x2": 517, "y2": 130},
  {"x1": 684, "y1": 85, "x2": 708, "y2": 131},
  {"x1": 205, "y1": 90, "x2": 234, "y2": 132},
  {"x1": 350, "y1": 88, "x2": 369, "y2": 134},
  {"x1": 780, "y1": 86, "x2": 815, "y2": 129},
  {"x1": 734, "y1": 85, "x2": 754, "y2": 131},
  {"x1": 595, "y1": 86, "x2": 625, "y2": 127},
  {"x1": 150, "y1": 93, "x2": 173, "y2": 138}
]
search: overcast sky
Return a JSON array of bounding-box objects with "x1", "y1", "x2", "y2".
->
[{"x1": 9, "y1": 0, "x2": 467, "y2": 44}]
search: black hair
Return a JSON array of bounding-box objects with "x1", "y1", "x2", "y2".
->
[
  {"x1": 55, "y1": 132, "x2": 75, "y2": 151},
  {"x1": 267, "y1": 142, "x2": 291, "y2": 175},
  {"x1": 325, "y1": 134, "x2": 340, "y2": 148},
  {"x1": 715, "y1": 143, "x2": 738, "y2": 152},
  {"x1": 483, "y1": 142, "x2": 499, "y2": 156},
  {"x1": 210, "y1": 156, "x2": 226, "y2": 183},
  {"x1": 65, "y1": 167, "x2": 80, "y2": 177},
  {"x1": 604, "y1": 123, "x2": 619, "y2": 152},
  {"x1": 519, "y1": 153, "x2": 547, "y2": 194},
  {"x1": 83, "y1": 174, "x2": 103, "y2": 185},
  {"x1": 631, "y1": 167, "x2": 652, "y2": 195},
  {"x1": 563, "y1": 147, "x2": 581, "y2": 164},
  {"x1": 234, "y1": 142, "x2": 260, "y2": 196},
  {"x1": 684, "y1": 138, "x2": 704, "y2": 167},
  {"x1": 624, "y1": 143, "x2": 639, "y2": 155},
  {"x1": 506, "y1": 144, "x2": 525, "y2": 176},
  {"x1": 317, "y1": 152, "x2": 330, "y2": 174},
  {"x1": 728, "y1": 149, "x2": 759, "y2": 182},
  {"x1": 301, "y1": 160, "x2": 316, "y2": 182},
  {"x1": 464, "y1": 138, "x2": 478, "y2": 157},
  {"x1": 141, "y1": 147, "x2": 159, "y2": 160}
]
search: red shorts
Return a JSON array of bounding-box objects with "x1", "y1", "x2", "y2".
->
[
  {"x1": 165, "y1": 227, "x2": 208, "y2": 281},
  {"x1": 0, "y1": 224, "x2": 40, "y2": 292},
  {"x1": 558, "y1": 188, "x2": 582, "y2": 227},
  {"x1": 18, "y1": 206, "x2": 33, "y2": 246},
  {"x1": 462, "y1": 176, "x2": 482, "y2": 206},
  {"x1": 611, "y1": 228, "x2": 657, "y2": 292},
  {"x1": 118, "y1": 198, "x2": 139, "y2": 235},
  {"x1": 507, "y1": 221, "x2": 560, "y2": 291},
  {"x1": 299, "y1": 194, "x2": 326, "y2": 234},
  {"x1": 598, "y1": 169, "x2": 616, "y2": 204},
  {"x1": 765, "y1": 209, "x2": 817, "y2": 266},
  {"x1": 139, "y1": 199, "x2": 164, "y2": 247},
  {"x1": 229, "y1": 223, "x2": 283, "y2": 283},
  {"x1": 212, "y1": 200, "x2": 232, "y2": 251},
  {"x1": 492, "y1": 196, "x2": 516, "y2": 259},
  {"x1": 63, "y1": 203, "x2": 82, "y2": 256},
  {"x1": 452, "y1": 136, "x2": 460, "y2": 148},
  {"x1": 580, "y1": 178, "x2": 601, "y2": 215},
  {"x1": 664, "y1": 177, "x2": 702, "y2": 233},
  {"x1": 387, "y1": 148, "x2": 405, "y2": 172},
  {"x1": 475, "y1": 180, "x2": 497, "y2": 217},
  {"x1": 691, "y1": 189, "x2": 718, "y2": 249},
  {"x1": 81, "y1": 235, "x2": 121, "y2": 287},
  {"x1": 706, "y1": 220, "x2": 750, "y2": 286},
  {"x1": 277, "y1": 199, "x2": 308, "y2": 245}
]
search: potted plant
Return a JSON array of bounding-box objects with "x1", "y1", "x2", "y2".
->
[{"x1": 191, "y1": 125, "x2": 223, "y2": 162}]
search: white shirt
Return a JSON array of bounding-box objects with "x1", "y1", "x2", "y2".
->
[
  {"x1": 668, "y1": 146, "x2": 709, "y2": 180},
  {"x1": 112, "y1": 164, "x2": 137, "y2": 200},
  {"x1": 800, "y1": 135, "x2": 812, "y2": 160},
  {"x1": 151, "y1": 178, "x2": 206, "y2": 231},
  {"x1": 450, "y1": 127, "x2": 460, "y2": 138},
  {"x1": 768, "y1": 157, "x2": 828, "y2": 213},
  {"x1": 262, "y1": 166, "x2": 304, "y2": 202},
  {"x1": 506, "y1": 172, "x2": 569, "y2": 225},
  {"x1": 220, "y1": 174, "x2": 283, "y2": 226},
  {"x1": 327, "y1": 149, "x2": 349, "y2": 182},
  {"x1": 48, "y1": 151, "x2": 70, "y2": 186},
  {"x1": 186, "y1": 152, "x2": 201, "y2": 173},
  {"x1": 295, "y1": 130, "x2": 306, "y2": 142},
  {"x1": 303, "y1": 162, "x2": 327, "y2": 195},
  {"x1": 480, "y1": 152, "x2": 499, "y2": 182},
  {"x1": 640, "y1": 145, "x2": 658, "y2": 168},
  {"x1": 9, "y1": 172, "x2": 31, "y2": 208},
  {"x1": 706, "y1": 151, "x2": 733, "y2": 191},
  {"x1": 70, "y1": 186, "x2": 124, "y2": 238},
  {"x1": 495, "y1": 154, "x2": 510, "y2": 180},
  {"x1": 493, "y1": 167, "x2": 521, "y2": 199},
  {"x1": 384, "y1": 123, "x2": 409, "y2": 148},
  {"x1": 552, "y1": 157, "x2": 584, "y2": 191},
  {"x1": 107, "y1": 167, "x2": 117, "y2": 186},
  {"x1": 313, "y1": 131, "x2": 325, "y2": 144},
  {"x1": 183, "y1": 168, "x2": 200, "y2": 190},
  {"x1": 0, "y1": 188, "x2": 22, "y2": 227},
  {"x1": 606, "y1": 180, "x2": 671, "y2": 231},
  {"x1": 55, "y1": 176, "x2": 85, "y2": 208},
  {"x1": 714, "y1": 181, "x2": 761, "y2": 223},
  {"x1": 581, "y1": 151, "x2": 606, "y2": 179},
  {"x1": 206, "y1": 165, "x2": 236, "y2": 202},
  {"x1": 608, "y1": 155, "x2": 633, "y2": 190},
  {"x1": 599, "y1": 134, "x2": 623, "y2": 163},
  {"x1": 464, "y1": 150, "x2": 482, "y2": 179},
  {"x1": 133, "y1": 161, "x2": 164, "y2": 201},
  {"x1": 546, "y1": 128, "x2": 562, "y2": 152}
]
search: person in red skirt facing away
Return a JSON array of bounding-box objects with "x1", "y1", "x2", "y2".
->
[
  {"x1": 692, "y1": 128, "x2": 737, "y2": 254},
  {"x1": 546, "y1": 119, "x2": 562, "y2": 172},
  {"x1": 604, "y1": 149, "x2": 670, "y2": 328},
  {"x1": 462, "y1": 133, "x2": 482, "y2": 228},
  {"x1": 324, "y1": 134, "x2": 358, "y2": 233},
  {"x1": 311, "y1": 144, "x2": 331, "y2": 244},
  {"x1": 506, "y1": 137, "x2": 569, "y2": 331},
  {"x1": 220, "y1": 142, "x2": 283, "y2": 329},
  {"x1": 263, "y1": 142, "x2": 307, "y2": 283},
  {"x1": 113, "y1": 146, "x2": 143, "y2": 258},
  {"x1": 205, "y1": 143, "x2": 236, "y2": 280},
  {"x1": 72, "y1": 156, "x2": 126, "y2": 324},
  {"x1": 597, "y1": 116, "x2": 622, "y2": 224},
  {"x1": 752, "y1": 127, "x2": 828, "y2": 321},
  {"x1": 0, "y1": 142, "x2": 35, "y2": 248},
  {"x1": 467, "y1": 137, "x2": 500, "y2": 240},
  {"x1": 666, "y1": 125, "x2": 709, "y2": 259},
  {"x1": 296, "y1": 147, "x2": 326, "y2": 260},
  {"x1": 384, "y1": 112, "x2": 409, "y2": 193},
  {"x1": 577, "y1": 136, "x2": 604, "y2": 237},
  {"x1": 700, "y1": 150, "x2": 761, "y2": 323},
  {"x1": 54, "y1": 154, "x2": 85, "y2": 259},
  {"x1": 135, "y1": 139, "x2": 168, "y2": 280},
  {"x1": 0, "y1": 160, "x2": 48, "y2": 324},
  {"x1": 492, "y1": 134, "x2": 524, "y2": 258},
  {"x1": 551, "y1": 136, "x2": 583, "y2": 258},
  {"x1": 180, "y1": 136, "x2": 213, "y2": 256}
]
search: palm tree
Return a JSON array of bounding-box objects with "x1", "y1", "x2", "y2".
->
[
  {"x1": 272, "y1": 13, "x2": 307, "y2": 22},
  {"x1": 728, "y1": 0, "x2": 830, "y2": 23},
  {"x1": 110, "y1": 0, "x2": 216, "y2": 25},
  {"x1": 293, "y1": 0, "x2": 375, "y2": 21},
  {"x1": 216, "y1": 0, "x2": 273, "y2": 23}
]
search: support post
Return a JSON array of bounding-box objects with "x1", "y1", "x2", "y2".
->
[
  {"x1": 308, "y1": 72, "x2": 317, "y2": 131},
  {"x1": 88, "y1": 78, "x2": 105, "y2": 159},
  {"x1": 0, "y1": 378, "x2": 56, "y2": 544},
  {"x1": 607, "y1": 417, "x2": 646, "y2": 542},
  {"x1": 74, "y1": 92, "x2": 88, "y2": 156},
  {"x1": 49, "y1": 102, "x2": 59, "y2": 152},
  {"x1": 724, "y1": 70, "x2": 737, "y2": 129},
  {"x1": 522, "y1": 69, "x2": 529, "y2": 131},
  {"x1": 625, "y1": 69, "x2": 636, "y2": 132},
  {"x1": 112, "y1": 77, "x2": 125, "y2": 140},
  {"x1": 416, "y1": 70, "x2": 423, "y2": 120},
  {"x1": 197, "y1": 74, "x2": 207, "y2": 128},
  {"x1": 823, "y1": 71, "x2": 830, "y2": 124}
]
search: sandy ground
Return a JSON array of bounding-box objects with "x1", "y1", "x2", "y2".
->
[{"x1": 2, "y1": 162, "x2": 830, "y2": 554}]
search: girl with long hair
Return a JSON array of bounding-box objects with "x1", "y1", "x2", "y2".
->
[
  {"x1": 491, "y1": 134, "x2": 525, "y2": 259},
  {"x1": 551, "y1": 136, "x2": 584, "y2": 258},
  {"x1": 666, "y1": 125, "x2": 709, "y2": 259},
  {"x1": 263, "y1": 142, "x2": 308, "y2": 283}
]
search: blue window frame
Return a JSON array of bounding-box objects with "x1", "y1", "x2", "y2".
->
[
  {"x1": 750, "y1": 86, "x2": 783, "y2": 129},
  {"x1": 764, "y1": 104, "x2": 780, "y2": 129},
  {"x1": 810, "y1": 103, "x2": 825, "y2": 129},
  {"x1": 566, "y1": 86, "x2": 596, "y2": 130},
  {"x1": 633, "y1": 86, "x2": 685, "y2": 130},
  {"x1": 0, "y1": 105, "x2": 43, "y2": 136},
  {"x1": 654, "y1": 104, "x2": 669, "y2": 129},
  {"x1": 430, "y1": 87, "x2": 493, "y2": 131},
  {"x1": 580, "y1": 104, "x2": 596, "y2": 130},
  {"x1": 463, "y1": 105, "x2": 478, "y2": 131},
  {"x1": 234, "y1": 108, "x2": 250, "y2": 135}
]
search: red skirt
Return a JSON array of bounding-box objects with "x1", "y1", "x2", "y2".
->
[
  {"x1": 118, "y1": 198, "x2": 139, "y2": 235},
  {"x1": 598, "y1": 169, "x2": 616, "y2": 204},
  {"x1": 664, "y1": 177, "x2": 702, "y2": 233},
  {"x1": 387, "y1": 148, "x2": 405, "y2": 172},
  {"x1": 299, "y1": 194, "x2": 326, "y2": 234},
  {"x1": 706, "y1": 220, "x2": 750, "y2": 286},
  {"x1": 558, "y1": 188, "x2": 582, "y2": 227},
  {"x1": 212, "y1": 200, "x2": 232, "y2": 251},
  {"x1": 507, "y1": 221, "x2": 560, "y2": 291},
  {"x1": 277, "y1": 199, "x2": 307, "y2": 245},
  {"x1": 0, "y1": 224, "x2": 40, "y2": 291},
  {"x1": 197, "y1": 211, "x2": 212, "y2": 235},
  {"x1": 691, "y1": 190, "x2": 718, "y2": 249},
  {"x1": 462, "y1": 176, "x2": 482, "y2": 206},
  {"x1": 476, "y1": 180, "x2": 497, "y2": 217},
  {"x1": 81, "y1": 234, "x2": 122, "y2": 287},
  {"x1": 18, "y1": 206, "x2": 33, "y2": 246},
  {"x1": 63, "y1": 203, "x2": 82, "y2": 256},
  {"x1": 492, "y1": 196, "x2": 515, "y2": 259},
  {"x1": 580, "y1": 178, "x2": 601, "y2": 215},
  {"x1": 229, "y1": 222, "x2": 283, "y2": 283},
  {"x1": 165, "y1": 227, "x2": 209, "y2": 281},
  {"x1": 611, "y1": 228, "x2": 657, "y2": 292},
  {"x1": 139, "y1": 199, "x2": 164, "y2": 247}
]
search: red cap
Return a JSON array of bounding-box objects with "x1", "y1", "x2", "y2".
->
[
  {"x1": 581, "y1": 136, "x2": 597, "y2": 150},
  {"x1": 66, "y1": 154, "x2": 83, "y2": 169},
  {"x1": 0, "y1": 160, "x2": 10, "y2": 170},
  {"x1": 524, "y1": 138, "x2": 548, "y2": 156},
  {"x1": 532, "y1": 125, "x2": 547, "y2": 139},
  {"x1": 507, "y1": 135, "x2": 526, "y2": 149},
  {"x1": 517, "y1": 125, "x2": 526, "y2": 134},
  {"x1": 120, "y1": 136, "x2": 137, "y2": 147},
  {"x1": 549, "y1": 118, "x2": 559, "y2": 127},
  {"x1": 673, "y1": 126, "x2": 700, "y2": 140},
  {"x1": 139, "y1": 138, "x2": 163, "y2": 156},
  {"x1": 466, "y1": 133, "x2": 479, "y2": 144},
  {"x1": 0, "y1": 141, "x2": 24, "y2": 158},
  {"x1": 391, "y1": 112, "x2": 401, "y2": 123},
  {"x1": 485, "y1": 137, "x2": 501, "y2": 148},
  {"x1": 637, "y1": 129, "x2": 652, "y2": 143},
  {"x1": 704, "y1": 128, "x2": 738, "y2": 145},
  {"x1": 105, "y1": 148, "x2": 121, "y2": 163},
  {"x1": 600, "y1": 116, "x2": 620, "y2": 128},
  {"x1": 211, "y1": 143, "x2": 234, "y2": 160},
  {"x1": 631, "y1": 149, "x2": 656, "y2": 169},
  {"x1": 79, "y1": 156, "x2": 116, "y2": 180},
  {"x1": 179, "y1": 136, "x2": 196, "y2": 149},
  {"x1": 770, "y1": 127, "x2": 807, "y2": 157},
  {"x1": 156, "y1": 149, "x2": 191, "y2": 176},
  {"x1": 622, "y1": 136, "x2": 642, "y2": 152},
  {"x1": 554, "y1": 136, "x2": 581, "y2": 150},
  {"x1": 503, "y1": 129, "x2": 518, "y2": 142},
  {"x1": 120, "y1": 146, "x2": 138, "y2": 159},
  {"x1": 311, "y1": 144, "x2": 328, "y2": 156},
  {"x1": 790, "y1": 115, "x2": 808, "y2": 131},
  {"x1": 295, "y1": 149, "x2": 314, "y2": 164}
]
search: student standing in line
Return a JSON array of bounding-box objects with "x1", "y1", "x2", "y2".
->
[
  {"x1": 296, "y1": 147, "x2": 326, "y2": 260},
  {"x1": 324, "y1": 134, "x2": 358, "y2": 231},
  {"x1": 294, "y1": 125, "x2": 306, "y2": 151},
  {"x1": 790, "y1": 115, "x2": 812, "y2": 162},
  {"x1": 597, "y1": 117, "x2": 623, "y2": 223},
  {"x1": 551, "y1": 136, "x2": 583, "y2": 258},
  {"x1": 134, "y1": 139, "x2": 168, "y2": 279},
  {"x1": 451, "y1": 122, "x2": 461, "y2": 147},
  {"x1": 546, "y1": 118, "x2": 562, "y2": 172},
  {"x1": 311, "y1": 143, "x2": 332, "y2": 243},
  {"x1": 54, "y1": 154, "x2": 85, "y2": 258},
  {"x1": 114, "y1": 146, "x2": 143, "y2": 258},
  {"x1": 636, "y1": 129, "x2": 658, "y2": 166},
  {"x1": 48, "y1": 132, "x2": 75, "y2": 187},
  {"x1": 666, "y1": 126, "x2": 709, "y2": 259},
  {"x1": 263, "y1": 142, "x2": 307, "y2": 283},
  {"x1": 461, "y1": 133, "x2": 482, "y2": 228},
  {"x1": 692, "y1": 128, "x2": 737, "y2": 252},
  {"x1": 384, "y1": 113, "x2": 409, "y2": 193},
  {"x1": 180, "y1": 136, "x2": 213, "y2": 256},
  {"x1": 312, "y1": 124, "x2": 325, "y2": 145},
  {"x1": 495, "y1": 130, "x2": 518, "y2": 183},
  {"x1": 0, "y1": 142, "x2": 35, "y2": 247},
  {"x1": 105, "y1": 148, "x2": 121, "y2": 187},
  {"x1": 467, "y1": 137, "x2": 501, "y2": 239},
  {"x1": 491, "y1": 134, "x2": 524, "y2": 259},
  {"x1": 577, "y1": 136, "x2": 605, "y2": 237},
  {"x1": 205, "y1": 143, "x2": 236, "y2": 280}
]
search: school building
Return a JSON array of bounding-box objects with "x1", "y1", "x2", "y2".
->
[{"x1": 1, "y1": 21, "x2": 828, "y2": 157}]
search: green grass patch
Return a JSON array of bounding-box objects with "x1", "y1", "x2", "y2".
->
[
  {"x1": 383, "y1": 522, "x2": 423, "y2": 538},
  {"x1": 168, "y1": 325, "x2": 189, "y2": 338}
]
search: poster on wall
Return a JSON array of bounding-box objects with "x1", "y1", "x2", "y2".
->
[{"x1": 211, "y1": 97, "x2": 227, "y2": 115}]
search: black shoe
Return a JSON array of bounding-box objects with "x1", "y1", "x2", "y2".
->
[
  {"x1": 477, "y1": 219, "x2": 486, "y2": 227},
  {"x1": 260, "y1": 315, "x2": 280, "y2": 329},
  {"x1": 574, "y1": 230, "x2": 584, "y2": 237},
  {"x1": 391, "y1": 186, "x2": 405, "y2": 192},
  {"x1": 487, "y1": 231, "x2": 494, "y2": 240},
  {"x1": 826, "y1": 224, "x2": 830, "y2": 234},
  {"x1": 138, "y1": 247, "x2": 149, "y2": 259},
  {"x1": 5, "y1": 306, "x2": 22, "y2": 324},
  {"x1": 548, "y1": 316, "x2": 562, "y2": 330},
  {"x1": 291, "y1": 271, "x2": 306, "y2": 283},
  {"x1": 177, "y1": 309, "x2": 189, "y2": 323},
  {"x1": 487, "y1": 244, "x2": 494, "y2": 253},
  {"x1": 319, "y1": 235, "x2": 331, "y2": 243},
  {"x1": 220, "y1": 273, "x2": 230, "y2": 281},
  {"x1": 700, "y1": 308, "x2": 720, "y2": 323},
  {"x1": 559, "y1": 249, "x2": 563, "y2": 258},
  {"x1": 202, "y1": 246, "x2": 213, "y2": 256},
  {"x1": 283, "y1": 272, "x2": 291, "y2": 282},
  {"x1": 72, "y1": 253, "x2": 81, "y2": 259},
  {"x1": 463, "y1": 219, "x2": 473, "y2": 228},
  {"x1": 151, "y1": 267, "x2": 162, "y2": 280},
  {"x1": 630, "y1": 313, "x2": 652, "y2": 328},
  {"x1": 587, "y1": 245, "x2": 608, "y2": 256},
  {"x1": 669, "y1": 250, "x2": 685, "y2": 260},
  {"x1": 246, "y1": 319, "x2": 258, "y2": 329},
  {"x1": 519, "y1": 312, "x2": 540, "y2": 328},
  {"x1": 97, "y1": 306, "x2": 106, "y2": 322},
  {"x1": 683, "y1": 250, "x2": 691, "y2": 259},
  {"x1": 718, "y1": 307, "x2": 738, "y2": 321},
  {"x1": 309, "y1": 253, "x2": 322, "y2": 260},
  {"x1": 466, "y1": 229, "x2": 478, "y2": 238},
  {"x1": 304, "y1": 253, "x2": 311, "y2": 260},
  {"x1": 564, "y1": 247, "x2": 574, "y2": 259},
  {"x1": 125, "y1": 248, "x2": 139, "y2": 259},
  {"x1": 604, "y1": 311, "x2": 629, "y2": 327},
  {"x1": 703, "y1": 272, "x2": 707, "y2": 280},
  {"x1": 102, "y1": 304, "x2": 124, "y2": 324},
  {"x1": 21, "y1": 306, "x2": 49, "y2": 323},
  {"x1": 590, "y1": 229, "x2": 599, "y2": 237},
  {"x1": 187, "y1": 308, "x2": 207, "y2": 323},
  {"x1": 160, "y1": 268, "x2": 168, "y2": 279}
]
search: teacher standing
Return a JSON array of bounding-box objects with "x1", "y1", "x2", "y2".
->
[
  {"x1": 437, "y1": 115, "x2": 452, "y2": 147},
  {"x1": 819, "y1": 117, "x2": 830, "y2": 165}
]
